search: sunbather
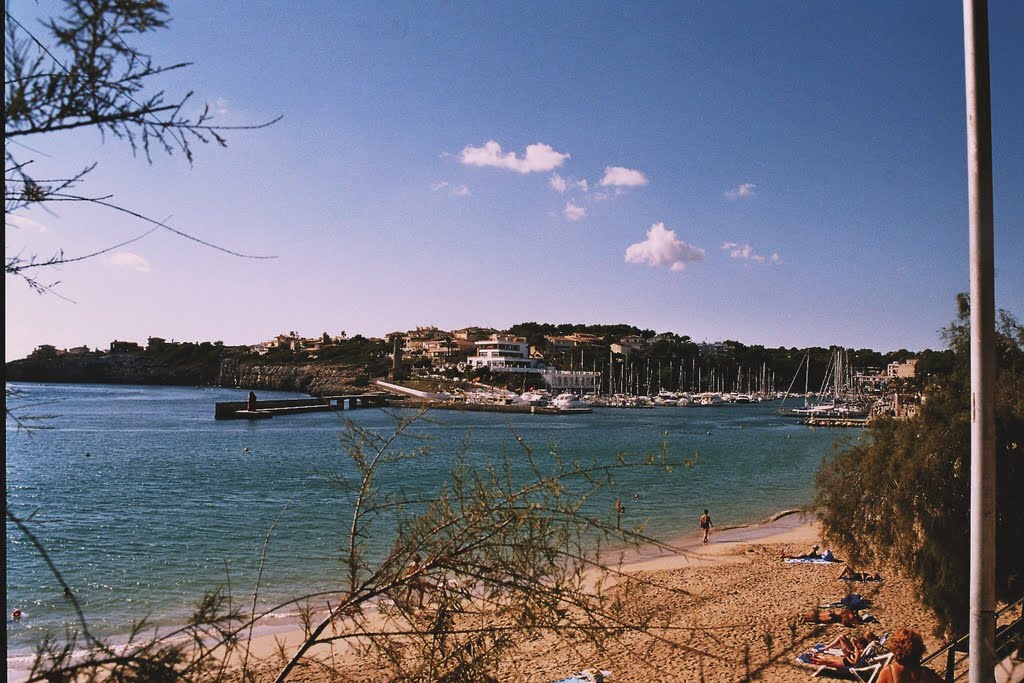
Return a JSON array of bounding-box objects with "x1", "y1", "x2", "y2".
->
[
  {"x1": 785, "y1": 544, "x2": 822, "y2": 560},
  {"x1": 839, "y1": 567, "x2": 883, "y2": 582},
  {"x1": 801, "y1": 607, "x2": 874, "y2": 627},
  {"x1": 804, "y1": 633, "x2": 875, "y2": 667},
  {"x1": 801, "y1": 608, "x2": 841, "y2": 624}
]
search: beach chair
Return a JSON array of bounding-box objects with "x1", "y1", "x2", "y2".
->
[{"x1": 797, "y1": 640, "x2": 892, "y2": 682}]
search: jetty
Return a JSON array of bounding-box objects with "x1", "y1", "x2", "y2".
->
[{"x1": 215, "y1": 393, "x2": 394, "y2": 420}]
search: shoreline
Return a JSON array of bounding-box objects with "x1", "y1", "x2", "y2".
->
[{"x1": 7, "y1": 509, "x2": 876, "y2": 683}]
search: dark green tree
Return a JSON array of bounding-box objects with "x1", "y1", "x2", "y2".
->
[{"x1": 815, "y1": 296, "x2": 1024, "y2": 633}]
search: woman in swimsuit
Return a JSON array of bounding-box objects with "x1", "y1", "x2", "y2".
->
[{"x1": 876, "y1": 628, "x2": 943, "y2": 682}]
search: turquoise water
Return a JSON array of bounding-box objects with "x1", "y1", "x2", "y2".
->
[{"x1": 5, "y1": 382, "x2": 858, "y2": 660}]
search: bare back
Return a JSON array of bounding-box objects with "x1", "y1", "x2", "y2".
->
[{"x1": 877, "y1": 661, "x2": 944, "y2": 683}]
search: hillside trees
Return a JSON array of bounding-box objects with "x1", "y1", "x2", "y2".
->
[{"x1": 814, "y1": 296, "x2": 1024, "y2": 633}]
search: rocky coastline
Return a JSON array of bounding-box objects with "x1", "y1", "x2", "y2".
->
[{"x1": 4, "y1": 354, "x2": 369, "y2": 396}]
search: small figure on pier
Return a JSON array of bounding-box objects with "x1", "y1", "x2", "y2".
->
[{"x1": 247, "y1": 390, "x2": 257, "y2": 411}]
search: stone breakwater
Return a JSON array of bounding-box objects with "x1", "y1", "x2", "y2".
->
[{"x1": 5, "y1": 355, "x2": 369, "y2": 396}]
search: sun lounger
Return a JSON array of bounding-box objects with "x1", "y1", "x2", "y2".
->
[{"x1": 796, "y1": 640, "x2": 892, "y2": 682}]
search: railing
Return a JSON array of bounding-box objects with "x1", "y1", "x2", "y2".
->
[{"x1": 922, "y1": 596, "x2": 1024, "y2": 681}]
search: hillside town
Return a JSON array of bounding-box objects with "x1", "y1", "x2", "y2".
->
[{"x1": 16, "y1": 324, "x2": 928, "y2": 423}]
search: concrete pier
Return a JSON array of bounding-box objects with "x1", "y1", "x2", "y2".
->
[{"x1": 215, "y1": 393, "x2": 393, "y2": 420}]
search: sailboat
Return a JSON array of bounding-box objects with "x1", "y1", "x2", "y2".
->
[{"x1": 778, "y1": 348, "x2": 870, "y2": 419}]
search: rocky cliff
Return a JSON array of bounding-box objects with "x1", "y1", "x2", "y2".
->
[
  {"x1": 6, "y1": 354, "x2": 371, "y2": 396},
  {"x1": 219, "y1": 358, "x2": 370, "y2": 395}
]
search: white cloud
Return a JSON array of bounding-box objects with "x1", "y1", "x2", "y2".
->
[
  {"x1": 721, "y1": 241, "x2": 782, "y2": 265},
  {"x1": 6, "y1": 213, "x2": 48, "y2": 232},
  {"x1": 724, "y1": 182, "x2": 757, "y2": 200},
  {"x1": 459, "y1": 140, "x2": 569, "y2": 174},
  {"x1": 563, "y1": 201, "x2": 587, "y2": 222},
  {"x1": 625, "y1": 223, "x2": 705, "y2": 271},
  {"x1": 550, "y1": 173, "x2": 590, "y2": 195},
  {"x1": 600, "y1": 166, "x2": 649, "y2": 187},
  {"x1": 431, "y1": 180, "x2": 470, "y2": 197},
  {"x1": 213, "y1": 97, "x2": 230, "y2": 116},
  {"x1": 107, "y1": 252, "x2": 151, "y2": 272}
]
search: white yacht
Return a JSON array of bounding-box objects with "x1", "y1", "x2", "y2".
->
[
  {"x1": 552, "y1": 393, "x2": 592, "y2": 412},
  {"x1": 520, "y1": 390, "x2": 551, "y2": 407}
]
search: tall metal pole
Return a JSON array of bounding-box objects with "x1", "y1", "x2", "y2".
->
[{"x1": 962, "y1": 1, "x2": 997, "y2": 680}]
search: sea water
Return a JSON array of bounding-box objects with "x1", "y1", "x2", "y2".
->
[{"x1": 5, "y1": 382, "x2": 859, "y2": 662}]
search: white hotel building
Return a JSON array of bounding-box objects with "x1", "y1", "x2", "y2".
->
[
  {"x1": 468, "y1": 334, "x2": 601, "y2": 394},
  {"x1": 466, "y1": 335, "x2": 541, "y2": 372}
]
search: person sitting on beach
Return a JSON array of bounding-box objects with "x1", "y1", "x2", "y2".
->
[
  {"x1": 875, "y1": 628, "x2": 943, "y2": 683},
  {"x1": 807, "y1": 633, "x2": 877, "y2": 667},
  {"x1": 839, "y1": 567, "x2": 883, "y2": 582}
]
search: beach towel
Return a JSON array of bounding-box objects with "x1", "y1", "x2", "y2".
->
[
  {"x1": 820, "y1": 594, "x2": 871, "y2": 610},
  {"x1": 785, "y1": 556, "x2": 843, "y2": 564},
  {"x1": 549, "y1": 669, "x2": 611, "y2": 683}
]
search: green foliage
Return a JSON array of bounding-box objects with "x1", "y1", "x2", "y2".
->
[{"x1": 815, "y1": 299, "x2": 1024, "y2": 633}]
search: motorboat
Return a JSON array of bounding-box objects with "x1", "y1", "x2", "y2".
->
[
  {"x1": 520, "y1": 390, "x2": 551, "y2": 407},
  {"x1": 552, "y1": 393, "x2": 592, "y2": 412}
]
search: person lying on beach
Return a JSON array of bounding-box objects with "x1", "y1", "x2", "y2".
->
[
  {"x1": 784, "y1": 544, "x2": 822, "y2": 560},
  {"x1": 801, "y1": 608, "x2": 871, "y2": 627},
  {"x1": 801, "y1": 608, "x2": 841, "y2": 624},
  {"x1": 839, "y1": 567, "x2": 883, "y2": 582}
]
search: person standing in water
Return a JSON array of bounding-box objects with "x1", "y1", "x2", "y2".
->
[{"x1": 699, "y1": 509, "x2": 713, "y2": 543}]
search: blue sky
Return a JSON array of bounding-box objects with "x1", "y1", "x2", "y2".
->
[{"x1": 5, "y1": 1, "x2": 1023, "y2": 361}]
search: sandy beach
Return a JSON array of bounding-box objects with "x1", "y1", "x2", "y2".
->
[{"x1": 222, "y1": 512, "x2": 951, "y2": 683}]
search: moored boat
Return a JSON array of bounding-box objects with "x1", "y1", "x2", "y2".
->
[{"x1": 551, "y1": 393, "x2": 593, "y2": 412}]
